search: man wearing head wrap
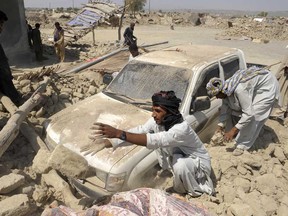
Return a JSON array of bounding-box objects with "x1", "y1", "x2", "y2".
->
[
  {"x1": 123, "y1": 22, "x2": 137, "y2": 46},
  {"x1": 206, "y1": 66, "x2": 280, "y2": 155},
  {"x1": 88, "y1": 90, "x2": 214, "y2": 197}
]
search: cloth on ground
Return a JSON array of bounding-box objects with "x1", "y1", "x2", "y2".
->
[{"x1": 41, "y1": 188, "x2": 212, "y2": 216}]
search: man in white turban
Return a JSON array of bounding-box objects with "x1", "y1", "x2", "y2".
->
[{"x1": 206, "y1": 66, "x2": 280, "y2": 155}]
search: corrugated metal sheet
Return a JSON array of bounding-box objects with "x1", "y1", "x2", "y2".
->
[
  {"x1": 65, "y1": 1, "x2": 122, "y2": 43},
  {"x1": 86, "y1": 3, "x2": 117, "y2": 14},
  {"x1": 67, "y1": 9, "x2": 101, "y2": 28},
  {"x1": 67, "y1": 1, "x2": 120, "y2": 29}
]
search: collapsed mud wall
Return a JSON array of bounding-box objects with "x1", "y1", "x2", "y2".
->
[{"x1": 0, "y1": 0, "x2": 30, "y2": 64}]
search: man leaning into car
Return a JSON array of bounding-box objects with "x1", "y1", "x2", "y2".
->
[{"x1": 88, "y1": 90, "x2": 215, "y2": 197}]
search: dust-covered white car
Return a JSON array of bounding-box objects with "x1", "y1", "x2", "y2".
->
[{"x1": 43, "y1": 44, "x2": 247, "y2": 199}]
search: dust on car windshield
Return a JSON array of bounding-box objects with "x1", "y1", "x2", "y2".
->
[{"x1": 107, "y1": 61, "x2": 192, "y2": 101}]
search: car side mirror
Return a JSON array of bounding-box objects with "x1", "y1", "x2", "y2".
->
[
  {"x1": 103, "y1": 74, "x2": 113, "y2": 85},
  {"x1": 191, "y1": 96, "x2": 211, "y2": 112}
]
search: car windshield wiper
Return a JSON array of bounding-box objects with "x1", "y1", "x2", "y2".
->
[
  {"x1": 104, "y1": 90, "x2": 152, "y2": 107},
  {"x1": 103, "y1": 90, "x2": 135, "y2": 102},
  {"x1": 129, "y1": 100, "x2": 152, "y2": 106}
]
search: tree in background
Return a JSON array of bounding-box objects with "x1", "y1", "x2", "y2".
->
[
  {"x1": 125, "y1": 0, "x2": 146, "y2": 17},
  {"x1": 56, "y1": 7, "x2": 64, "y2": 13},
  {"x1": 118, "y1": 1, "x2": 126, "y2": 41},
  {"x1": 117, "y1": 0, "x2": 147, "y2": 41},
  {"x1": 257, "y1": 11, "x2": 268, "y2": 17}
]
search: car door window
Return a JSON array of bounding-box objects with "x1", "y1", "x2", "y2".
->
[
  {"x1": 192, "y1": 64, "x2": 220, "y2": 98},
  {"x1": 188, "y1": 64, "x2": 220, "y2": 132},
  {"x1": 221, "y1": 57, "x2": 240, "y2": 80}
]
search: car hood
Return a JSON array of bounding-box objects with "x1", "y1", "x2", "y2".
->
[{"x1": 45, "y1": 92, "x2": 151, "y2": 171}]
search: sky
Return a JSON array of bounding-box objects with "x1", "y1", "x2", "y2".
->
[{"x1": 24, "y1": 0, "x2": 288, "y2": 12}]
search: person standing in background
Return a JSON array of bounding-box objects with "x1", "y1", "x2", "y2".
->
[
  {"x1": 53, "y1": 22, "x2": 65, "y2": 62},
  {"x1": 32, "y1": 23, "x2": 43, "y2": 61}
]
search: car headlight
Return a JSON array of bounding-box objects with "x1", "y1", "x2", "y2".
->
[{"x1": 106, "y1": 172, "x2": 126, "y2": 192}]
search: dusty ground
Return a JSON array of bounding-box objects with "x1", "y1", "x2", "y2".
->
[
  {"x1": 0, "y1": 12, "x2": 288, "y2": 216},
  {"x1": 83, "y1": 24, "x2": 288, "y2": 66},
  {"x1": 36, "y1": 24, "x2": 288, "y2": 74}
]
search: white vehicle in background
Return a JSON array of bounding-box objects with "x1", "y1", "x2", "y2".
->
[{"x1": 43, "y1": 44, "x2": 247, "y2": 199}]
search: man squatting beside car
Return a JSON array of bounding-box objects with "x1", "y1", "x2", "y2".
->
[
  {"x1": 271, "y1": 53, "x2": 288, "y2": 121},
  {"x1": 206, "y1": 66, "x2": 280, "y2": 156},
  {"x1": 89, "y1": 91, "x2": 215, "y2": 197}
]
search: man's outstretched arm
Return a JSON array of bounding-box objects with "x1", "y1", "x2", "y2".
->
[{"x1": 91, "y1": 122, "x2": 147, "y2": 146}]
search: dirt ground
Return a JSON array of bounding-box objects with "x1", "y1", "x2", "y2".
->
[
  {"x1": 1, "y1": 14, "x2": 288, "y2": 215},
  {"x1": 38, "y1": 24, "x2": 288, "y2": 72},
  {"x1": 84, "y1": 24, "x2": 288, "y2": 68}
]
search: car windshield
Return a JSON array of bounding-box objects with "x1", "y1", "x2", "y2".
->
[{"x1": 106, "y1": 61, "x2": 192, "y2": 102}]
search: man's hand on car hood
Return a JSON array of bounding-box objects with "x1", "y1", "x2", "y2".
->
[{"x1": 91, "y1": 122, "x2": 121, "y2": 139}]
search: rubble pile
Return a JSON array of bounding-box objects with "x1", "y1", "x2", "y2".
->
[
  {"x1": 120, "y1": 11, "x2": 288, "y2": 41},
  {"x1": 1, "y1": 64, "x2": 288, "y2": 216},
  {"x1": 121, "y1": 11, "x2": 203, "y2": 26},
  {"x1": 26, "y1": 8, "x2": 288, "y2": 48},
  {"x1": 0, "y1": 8, "x2": 286, "y2": 216},
  {"x1": 11, "y1": 67, "x2": 105, "y2": 119},
  {"x1": 0, "y1": 67, "x2": 107, "y2": 214},
  {"x1": 66, "y1": 41, "x2": 120, "y2": 61},
  {"x1": 196, "y1": 119, "x2": 288, "y2": 216},
  {"x1": 37, "y1": 29, "x2": 119, "y2": 62},
  {"x1": 1, "y1": 100, "x2": 287, "y2": 215},
  {"x1": 204, "y1": 15, "x2": 288, "y2": 41},
  {"x1": 25, "y1": 11, "x2": 50, "y2": 26}
]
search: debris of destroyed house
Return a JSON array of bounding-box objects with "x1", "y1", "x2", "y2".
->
[
  {"x1": 65, "y1": 1, "x2": 122, "y2": 44},
  {"x1": 228, "y1": 21, "x2": 233, "y2": 27},
  {"x1": 0, "y1": 6, "x2": 287, "y2": 215},
  {"x1": 210, "y1": 131, "x2": 225, "y2": 146}
]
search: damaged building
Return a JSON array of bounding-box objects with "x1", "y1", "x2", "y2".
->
[
  {"x1": 65, "y1": 1, "x2": 122, "y2": 43},
  {"x1": 0, "y1": 0, "x2": 31, "y2": 64}
]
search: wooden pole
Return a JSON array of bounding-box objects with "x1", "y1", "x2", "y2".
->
[
  {"x1": 0, "y1": 94, "x2": 50, "y2": 152},
  {"x1": 61, "y1": 41, "x2": 169, "y2": 75},
  {"x1": 92, "y1": 25, "x2": 95, "y2": 46},
  {"x1": 0, "y1": 77, "x2": 51, "y2": 158}
]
